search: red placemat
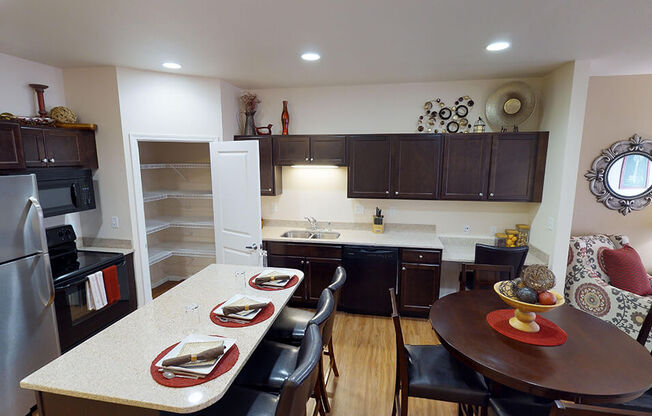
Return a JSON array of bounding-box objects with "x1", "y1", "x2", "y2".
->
[
  {"x1": 210, "y1": 301, "x2": 275, "y2": 327},
  {"x1": 248, "y1": 273, "x2": 299, "y2": 291},
  {"x1": 150, "y1": 336, "x2": 240, "y2": 387},
  {"x1": 486, "y1": 309, "x2": 568, "y2": 346}
]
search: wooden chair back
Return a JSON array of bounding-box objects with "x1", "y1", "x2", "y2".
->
[
  {"x1": 636, "y1": 306, "x2": 652, "y2": 354},
  {"x1": 475, "y1": 243, "x2": 529, "y2": 277},
  {"x1": 460, "y1": 263, "x2": 515, "y2": 291},
  {"x1": 389, "y1": 288, "x2": 409, "y2": 398},
  {"x1": 550, "y1": 400, "x2": 650, "y2": 415}
]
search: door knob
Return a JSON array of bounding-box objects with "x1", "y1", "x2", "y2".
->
[
  {"x1": 245, "y1": 243, "x2": 258, "y2": 250},
  {"x1": 50, "y1": 158, "x2": 55, "y2": 163}
]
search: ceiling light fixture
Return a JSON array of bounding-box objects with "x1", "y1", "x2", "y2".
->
[
  {"x1": 162, "y1": 62, "x2": 182, "y2": 69},
  {"x1": 486, "y1": 41, "x2": 510, "y2": 52},
  {"x1": 301, "y1": 52, "x2": 321, "y2": 61}
]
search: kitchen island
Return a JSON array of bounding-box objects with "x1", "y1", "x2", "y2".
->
[{"x1": 20, "y1": 263, "x2": 304, "y2": 415}]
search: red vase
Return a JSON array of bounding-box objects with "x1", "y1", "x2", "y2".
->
[{"x1": 281, "y1": 100, "x2": 289, "y2": 135}]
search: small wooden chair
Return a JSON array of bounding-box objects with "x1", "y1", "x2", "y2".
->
[
  {"x1": 460, "y1": 264, "x2": 515, "y2": 291},
  {"x1": 390, "y1": 288, "x2": 489, "y2": 416}
]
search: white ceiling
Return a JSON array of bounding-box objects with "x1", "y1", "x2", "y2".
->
[{"x1": 1, "y1": 0, "x2": 651, "y2": 88}]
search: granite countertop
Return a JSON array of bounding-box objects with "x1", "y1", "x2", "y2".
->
[
  {"x1": 21, "y1": 264, "x2": 304, "y2": 413},
  {"x1": 262, "y1": 224, "x2": 444, "y2": 250}
]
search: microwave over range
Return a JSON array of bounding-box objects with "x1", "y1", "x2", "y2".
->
[{"x1": 29, "y1": 168, "x2": 96, "y2": 217}]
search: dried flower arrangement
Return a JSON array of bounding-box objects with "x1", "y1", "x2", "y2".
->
[{"x1": 240, "y1": 92, "x2": 261, "y2": 113}]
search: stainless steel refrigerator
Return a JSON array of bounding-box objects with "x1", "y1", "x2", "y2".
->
[{"x1": 0, "y1": 174, "x2": 60, "y2": 415}]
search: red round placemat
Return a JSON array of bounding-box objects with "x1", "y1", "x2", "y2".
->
[
  {"x1": 150, "y1": 336, "x2": 240, "y2": 388},
  {"x1": 486, "y1": 309, "x2": 568, "y2": 346},
  {"x1": 210, "y1": 301, "x2": 275, "y2": 327},
  {"x1": 248, "y1": 273, "x2": 299, "y2": 291}
]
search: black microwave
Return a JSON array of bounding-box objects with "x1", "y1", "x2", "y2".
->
[{"x1": 30, "y1": 168, "x2": 96, "y2": 217}]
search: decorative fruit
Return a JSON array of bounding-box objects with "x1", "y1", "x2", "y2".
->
[
  {"x1": 515, "y1": 287, "x2": 538, "y2": 304},
  {"x1": 522, "y1": 264, "x2": 555, "y2": 292},
  {"x1": 538, "y1": 291, "x2": 557, "y2": 305},
  {"x1": 511, "y1": 278, "x2": 526, "y2": 291}
]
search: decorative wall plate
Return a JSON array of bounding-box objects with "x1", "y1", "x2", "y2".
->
[
  {"x1": 439, "y1": 108, "x2": 452, "y2": 120},
  {"x1": 447, "y1": 121, "x2": 460, "y2": 133},
  {"x1": 485, "y1": 81, "x2": 536, "y2": 131},
  {"x1": 585, "y1": 134, "x2": 652, "y2": 215},
  {"x1": 418, "y1": 96, "x2": 475, "y2": 133},
  {"x1": 456, "y1": 105, "x2": 468, "y2": 117}
]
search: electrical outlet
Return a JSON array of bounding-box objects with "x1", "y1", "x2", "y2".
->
[
  {"x1": 354, "y1": 204, "x2": 364, "y2": 215},
  {"x1": 270, "y1": 202, "x2": 278, "y2": 214},
  {"x1": 111, "y1": 216, "x2": 119, "y2": 229},
  {"x1": 490, "y1": 226, "x2": 497, "y2": 234},
  {"x1": 463, "y1": 225, "x2": 471, "y2": 234},
  {"x1": 389, "y1": 207, "x2": 396, "y2": 217},
  {"x1": 547, "y1": 217, "x2": 554, "y2": 231}
]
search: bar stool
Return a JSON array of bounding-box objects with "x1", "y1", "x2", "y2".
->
[
  {"x1": 460, "y1": 244, "x2": 527, "y2": 291},
  {"x1": 235, "y1": 291, "x2": 334, "y2": 415},
  {"x1": 389, "y1": 288, "x2": 489, "y2": 416}
]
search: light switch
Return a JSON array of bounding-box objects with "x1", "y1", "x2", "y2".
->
[
  {"x1": 547, "y1": 217, "x2": 554, "y2": 231},
  {"x1": 111, "y1": 216, "x2": 119, "y2": 229},
  {"x1": 354, "y1": 204, "x2": 364, "y2": 215}
]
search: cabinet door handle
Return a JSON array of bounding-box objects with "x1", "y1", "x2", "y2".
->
[
  {"x1": 267, "y1": 188, "x2": 272, "y2": 192},
  {"x1": 305, "y1": 261, "x2": 310, "y2": 264},
  {"x1": 310, "y1": 157, "x2": 314, "y2": 161},
  {"x1": 489, "y1": 192, "x2": 494, "y2": 197},
  {"x1": 300, "y1": 260, "x2": 305, "y2": 264},
  {"x1": 385, "y1": 190, "x2": 389, "y2": 194},
  {"x1": 50, "y1": 158, "x2": 55, "y2": 163},
  {"x1": 419, "y1": 254, "x2": 423, "y2": 259},
  {"x1": 402, "y1": 267, "x2": 406, "y2": 271},
  {"x1": 42, "y1": 158, "x2": 48, "y2": 163},
  {"x1": 479, "y1": 192, "x2": 483, "y2": 197},
  {"x1": 305, "y1": 157, "x2": 309, "y2": 161},
  {"x1": 395, "y1": 191, "x2": 399, "y2": 195}
]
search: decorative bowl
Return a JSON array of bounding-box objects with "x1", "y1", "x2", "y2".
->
[{"x1": 493, "y1": 281, "x2": 564, "y2": 333}]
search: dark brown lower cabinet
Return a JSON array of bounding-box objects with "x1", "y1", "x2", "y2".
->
[
  {"x1": 399, "y1": 263, "x2": 440, "y2": 317},
  {"x1": 306, "y1": 257, "x2": 341, "y2": 303},
  {"x1": 266, "y1": 254, "x2": 307, "y2": 303}
]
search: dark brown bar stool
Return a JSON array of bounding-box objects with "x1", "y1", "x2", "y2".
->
[
  {"x1": 184, "y1": 324, "x2": 323, "y2": 416},
  {"x1": 390, "y1": 288, "x2": 489, "y2": 416},
  {"x1": 460, "y1": 244, "x2": 528, "y2": 291},
  {"x1": 323, "y1": 266, "x2": 346, "y2": 379},
  {"x1": 235, "y1": 290, "x2": 334, "y2": 415},
  {"x1": 460, "y1": 264, "x2": 515, "y2": 291}
]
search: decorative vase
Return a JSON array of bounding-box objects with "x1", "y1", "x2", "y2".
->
[
  {"x1": 243, "y1": 111, "x2": 256, "y2": 135},
  {"x1": 281, "y1": 101, "x2": 289, "y2": 135}
]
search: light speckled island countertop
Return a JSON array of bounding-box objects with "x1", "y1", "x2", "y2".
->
[{"x1": 21, "y1": 264, "x2": 304, "y2": 414}]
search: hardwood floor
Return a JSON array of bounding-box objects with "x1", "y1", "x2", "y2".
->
[
  {"x1": 314, "y1": 311, "x2": 457, "y2": 416},
  {"x1": 152, "y1": 280, "x2": 182, "y2": 299}
]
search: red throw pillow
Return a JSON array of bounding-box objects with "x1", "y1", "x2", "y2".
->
[{"x1": 600, "y1": 245, "x2": 652, "y2": 296}]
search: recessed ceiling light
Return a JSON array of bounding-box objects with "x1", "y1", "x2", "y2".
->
[
  {"x1": 162, "y1": 62, "x2": 182, "y2": 69},
  {"x1": 301, "y1": 52, "x2": 320, "y2": 61},
  {"x1": 486, "y1": 41, "x2": 510, "y2": 52}
]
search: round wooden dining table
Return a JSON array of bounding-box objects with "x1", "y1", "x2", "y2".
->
[{"x1": 429, "y1": 290, "x2": 652, "y2": 404}]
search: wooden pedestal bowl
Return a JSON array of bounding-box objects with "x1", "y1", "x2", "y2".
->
[{"x1": 493, "y1": 281, "x2": 564, "y2": 333}]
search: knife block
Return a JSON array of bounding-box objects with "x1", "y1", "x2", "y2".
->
[{"x1": 372, "y1": 216, "x2": 384, "y2": 234}]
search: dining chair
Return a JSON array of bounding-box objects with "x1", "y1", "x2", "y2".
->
[
  {"x1": 267, "y1": 267, "x2": 346, "y2": 346},
  {"x1": 475, "y1": 244, "x2": 528, "y2": 278},
  {"x1": 180, "y1": 324, "x2": 323, "y2": 416},
  {"x1": 489, "y1": 398, "x2": 652, "y2": 416},
  {"x1": 389, "y1": 288, "x2": 489, "y2": 416},
  {"x1": 235, "y1": 291, "x2": 334, "y2": 415},
  {"x1": 460, "y1": 264, "x2": 515, "y2": 291}
]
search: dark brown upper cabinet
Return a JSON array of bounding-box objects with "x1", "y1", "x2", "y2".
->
[
  {"x1": 488, "y1": 132, "x2": 546, "y2": 201},
  {"x1": 309, "y1": 136, "x2": 346, "y2": 165},
  {"x1": 273, "y1": 136, "x2": 310, "y2": 165},
  {"x1": 347, "y1": 135, "x2": 391, "y2": 198},
  {"x1": 234, "y1": 136, "x2": 282, "y2": 196},
  {"x1": 440, "y1": 134, "x2": 493, "y2": 200},
  {"x1": 274, "y1": 135, "x2": 345, "y2": 166},
  {"x1": 0, "y1": 122, "x2": 25, "y2": 170},
  {"x1": 390, "y1": 135, "x2": 441, "y2": 199},
  {"x1": 18, "y1": 126, "x2": 98, "y2": 169}
]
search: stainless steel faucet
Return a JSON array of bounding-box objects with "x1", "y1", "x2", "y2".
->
[{"x1": 304, "y1": 216, "x2": 319, "y2": 231}]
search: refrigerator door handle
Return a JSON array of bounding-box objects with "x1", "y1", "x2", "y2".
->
[{"x1": 28, "y1": 197, "x2": 55, "y2": 307}]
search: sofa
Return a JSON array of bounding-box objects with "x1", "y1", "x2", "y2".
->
[{"x1": 566, "y1": 234, "x2": 652, "y2": 350}]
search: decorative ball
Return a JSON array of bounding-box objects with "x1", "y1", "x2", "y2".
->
[
  {"x1": 498, "y1": 280, "x2": 516, "y2": 298},
  {"x1": 49, "y1": 106, "x2": 77, "y2": 123},
  {"x1": 515, "y1": 287, "x2": 538, "y2": 304},
  {"x1": 511, "y1": 277, "x2": 526, "y2": 291},
  {"x1": 522, "y1": 264, "x2": 555, "y2": 293}
]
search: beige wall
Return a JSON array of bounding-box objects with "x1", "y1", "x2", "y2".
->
[
  {"x1": 220, "y1": 80, "x2": 242, "y2": 140},
  {"x1": 572, "y1": 74, "x2": 652, "y2": 271},
  {"x1": 255, "y1": 77, "x2": 544, "y2": 238},
  {"x1": 63, "y1": 67, "x2": 130, "y2": 242}
]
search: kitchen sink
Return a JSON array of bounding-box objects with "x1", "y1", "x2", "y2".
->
[
  {"x1": 280, "y1": 230, "x2": 314, "y2": 238},
  {"x1": 279, "y1": 230, "x2": 341, "y2": 240},
  {"x1": 310, "y1": 232, "x2": 341, "y2": 239}
]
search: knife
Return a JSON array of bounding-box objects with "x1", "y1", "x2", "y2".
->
[{"x1": 162, "y1": 345, "x2": 225, "y2": 367}]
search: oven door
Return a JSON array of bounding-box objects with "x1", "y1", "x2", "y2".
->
[{"x1": 54, "y1": 259, "x2": 132, "y2": 352}]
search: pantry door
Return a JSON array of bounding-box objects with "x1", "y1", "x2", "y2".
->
[{"x1": 210, "y1": 140, "x2": 263, "y2": 266}]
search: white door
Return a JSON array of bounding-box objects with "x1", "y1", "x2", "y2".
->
[{"x1": 210, "y1": 140, "x2": 263, "y2": 266}]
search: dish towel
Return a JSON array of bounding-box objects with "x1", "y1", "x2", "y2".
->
[
  {"x1": 95, "y1": 271, "x2": 108, "y2": 308},
  {"x1": 85, "y1": 279, "x2": 95, "y2": 311},
  {"x1": 102, "y1": 265, "x2": 121, "y2": 305},
  {"x1": 87, "y1": 271, "x2": 108, "y2": 310}
]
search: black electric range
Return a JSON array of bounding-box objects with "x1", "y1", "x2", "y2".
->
[{"x1": 46, "y1": 225, "x2": 132, "y2": 352}]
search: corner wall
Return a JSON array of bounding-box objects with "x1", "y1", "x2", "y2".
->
[
  {"x1": 571, "y1": 74, "x2": 652, "y2": 271},
  {"x1": 530, "y1": 61, "x2": 591, "y2": 292}
]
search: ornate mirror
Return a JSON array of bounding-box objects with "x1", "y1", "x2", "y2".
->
[{"x1": 585, "y1": 134, "x2": 652, "y2": 215}]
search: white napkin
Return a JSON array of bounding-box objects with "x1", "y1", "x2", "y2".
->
[{"x1": 155, "y1": 334, "x2": 236, "y2": 376}]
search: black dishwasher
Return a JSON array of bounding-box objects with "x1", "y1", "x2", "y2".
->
[{"x1": 341, "y1": 245, "x2": 398, "y2": 316}]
